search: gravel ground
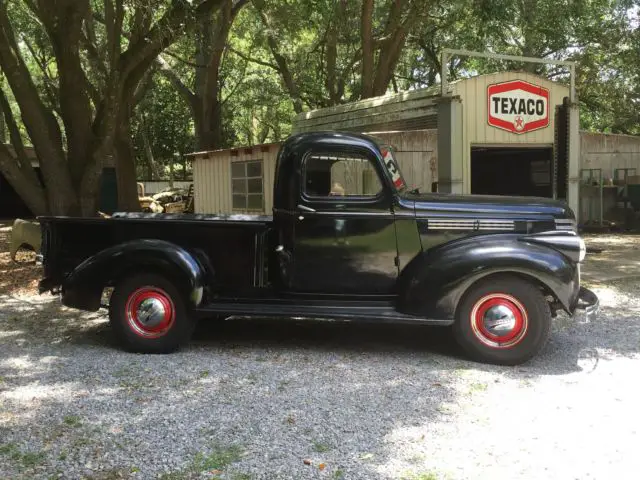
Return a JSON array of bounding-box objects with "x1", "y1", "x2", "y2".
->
[{"x1": 1, "y1": 227, "x2": 640, "y2": 479}]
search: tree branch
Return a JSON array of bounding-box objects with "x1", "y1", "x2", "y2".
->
[
  {"x1": 164, "y1": 49, "x2": 209, "y2": 68},
  {"x1": 0, "y1": 3, "x2": 67, "y2": 176},
  {"x1": 0, "y1": 87, "x2": 32, "y2": 173},
  {"x1": 119, "y1": 0, "x2": 227, "y2": 89},
  {"x1": 252, "y1": 0, "x2": 303, "y2": 113},
  {"x1": 155, "y1": 54, "x2": 196, "y2": 107},
  {"x1": 227, "y1": 46, "x2": 278, "y2": 69},
  {"x1": 0, "y1": 89, "x2": 47, "y2": 215}
]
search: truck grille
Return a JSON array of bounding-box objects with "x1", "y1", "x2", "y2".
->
[{"x1": 427, "y1": 219, "x2": 515, "y2": 231}]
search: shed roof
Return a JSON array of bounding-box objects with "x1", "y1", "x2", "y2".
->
[
  {"x1": 187, "y1": 141, "x2": 281, "y2": 158},
  {"x1": 292, "y1": 71, "x2": 569, "y2": 135}
]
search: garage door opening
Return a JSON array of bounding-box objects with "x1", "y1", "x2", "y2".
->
[{"x1": 471, "y1": 146, "x2": 553, "y2": 197}]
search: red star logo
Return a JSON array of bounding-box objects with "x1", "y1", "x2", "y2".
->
[{"x1": 514, "y1": 116, "x2": 524, "y2": 130}]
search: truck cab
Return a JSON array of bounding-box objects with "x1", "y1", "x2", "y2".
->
[{"x1": 38, "y1": 131, "x2": 598, "y2": 365}]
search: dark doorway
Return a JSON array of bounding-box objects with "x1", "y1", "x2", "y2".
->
[
  {"x1": 471, "y1": 146, "x2": 553, "y2": 197},
  {"x1": 99, "y1": 167, "x2": 118, "y2": 214},
  {"x1": 0, "y1": 168, "x2": 42, "y2": 219},
  {"x1": 554, "y1": 97, "x2": 570, "y2": 200}
]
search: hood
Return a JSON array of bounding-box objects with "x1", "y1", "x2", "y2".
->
[{"x1": 403, "y1": 192, "x2": 574, "y2": 220}]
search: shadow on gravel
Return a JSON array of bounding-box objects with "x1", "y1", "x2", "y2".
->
[
  {"x1": 192, "y1": 317, "x2": 461, "y2": 357},
  {"x1": 1, "y1": 297, "x2": 465, "y2": 480},
  {"x1": 2, "y1": 284, "x2": 640, "y2": 376},
  {"x1": 1, "y1": 281, "x2": 640, "y2": 478}
]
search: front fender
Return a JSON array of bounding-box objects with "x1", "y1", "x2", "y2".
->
[
  {"x1": 62, "y1": 239, "x2": 207, "y2": 312},
  {"x1": 397, "y1": 234, "x2": 579, "y2": 320}
]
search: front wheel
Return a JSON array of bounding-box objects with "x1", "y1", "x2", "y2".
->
[
  {"x1": 109, "y1": 273, "x2": 195, "y2": 353},
  {"x1": 453, "y1": 276, "x2": 551, "y2": 365}
]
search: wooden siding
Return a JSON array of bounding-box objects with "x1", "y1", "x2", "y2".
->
[
  {"x1": 293, "y1": 86, "x2": 440, "y2": 134},
  {"x1": 372, "y1": 130, "x2": 438, "y2": 191},
  {"x1": 580, "y1": 132, "x2": 640, "y2": 178}
]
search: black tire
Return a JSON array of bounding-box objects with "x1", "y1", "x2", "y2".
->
[
  {"x1": 453, "y1": 275, "x2": 551, "y2": 365},
  {"x1": 109, "y1": 273, "x2": 195, "y2": 353}
]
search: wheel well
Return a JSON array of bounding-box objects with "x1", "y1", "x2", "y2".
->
[
  {"x1": 456, "y1": 271, "x2": 559, "y2": 317},
  {"x1": 102, "y1": 263, "x2": 186, "y2": 307}
]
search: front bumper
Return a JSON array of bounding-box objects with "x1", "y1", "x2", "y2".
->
[{"x1": 574, "y1": 286, "x2": 599, "y2": 321}]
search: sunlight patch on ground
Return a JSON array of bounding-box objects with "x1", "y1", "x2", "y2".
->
[{"x1": 2, "y1": 381, "x2": 81, "y2": 403}]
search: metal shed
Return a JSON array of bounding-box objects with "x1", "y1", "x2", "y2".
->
[{"x1": 191, "y1": 142, "x2": 280, "y2": 215}]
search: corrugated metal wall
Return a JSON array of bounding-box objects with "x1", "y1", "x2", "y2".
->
[{"x1": 193, "y1": 146, "x2": 278, "y2": 214}]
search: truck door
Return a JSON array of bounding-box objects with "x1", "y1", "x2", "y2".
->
[{"x1": 291, "y1": 148, "x2": 398, "y2": 294}]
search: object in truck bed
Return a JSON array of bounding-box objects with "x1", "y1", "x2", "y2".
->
[
  {"x1": 10, "y1": 218, "x2": 41, "y2": 261},
  {"x1": 36, "y1": 131, "x2": 598, "y2": 366}
]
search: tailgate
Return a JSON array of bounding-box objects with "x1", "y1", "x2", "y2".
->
[{"x1": 38, "y1": 217, "x2": 115, "y2": 292}]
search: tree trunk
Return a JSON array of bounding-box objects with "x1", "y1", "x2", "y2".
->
[
  {"x1": 114, "y1": 116, "x2": 141, "y2": 211},
  {"x1": 0, "y1": 102, "x2": 5, "y2": 143},
  {"x1": 0, "y1": 145, "x2": 48, "y2": 216},
  {"x1": 198, "y1": 98, "x2": 223, "y2": 150},
  {"x1": 360, "y1": 0, "x2": 375, "y2": 99}
]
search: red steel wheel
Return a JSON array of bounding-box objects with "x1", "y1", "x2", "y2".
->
[
  {"x1": 454, "y1": 276, "x2": 551, "y2": 365},
  {"x1": 125, "y1": 286, "x2": 176, "y2": 338},
  {"x1": 470, "y1": 293, "x2": 528, "y2": 348}
]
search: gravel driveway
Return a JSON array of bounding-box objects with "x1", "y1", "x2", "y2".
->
[{"x1": 1, "y1": 228, "x2": 640, "y2": 480}]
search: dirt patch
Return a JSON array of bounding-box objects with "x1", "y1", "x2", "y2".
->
[
  {"x1": 582, "y1": 234, "x2": 640, "y2": 284},
  {"x1": 0, "y1": 222, "x2": 41, "y2": 296}
]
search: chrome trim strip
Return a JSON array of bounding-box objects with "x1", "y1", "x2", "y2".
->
[
  {"x1": 428, "y1": 219, "x2": 515, "y2": 231},
  {"x1": 311, "y1": 211, "x2": 395, "y2": 218},
  {"x1": 277, "y1": 207, "x2": 518, "y2": 231},
  {"x1": 555, "y1": 218, "x2": 577, "y2": 231},
  {"x1": 393, "y1": 211, "x2": 416, "y2": 218}
]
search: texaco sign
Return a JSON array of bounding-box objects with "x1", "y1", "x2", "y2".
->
[{"x1": 487, "y1": 80, "x2": 550, "y2": 134}]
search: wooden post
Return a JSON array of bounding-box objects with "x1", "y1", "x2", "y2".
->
[{"x1": 170, "y1": 153, "x2": 176, "y2": 188}]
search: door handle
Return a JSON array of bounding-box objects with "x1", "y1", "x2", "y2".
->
[{"x1": 297, "y1": 204, "x2": 316, "y2": 212}]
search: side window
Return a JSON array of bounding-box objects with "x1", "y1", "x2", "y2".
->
[
  {"x1": 231, "y1": 160, "x2": 264, "y2": 211},
  {"x1": 304, "y1": 153, "x2": 383, "y2": 198}
]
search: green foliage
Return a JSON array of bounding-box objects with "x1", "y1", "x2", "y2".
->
[
  {"x1": 132, "y1": 74, "x2": 195, "y2": 179},
  {"x1": 2, "y1": 0, "x2": 638, "y2": 207}
]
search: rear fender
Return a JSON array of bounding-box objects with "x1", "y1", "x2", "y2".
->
[
  {"x1": 62, "y1": 239, "x2": 207, "y2": 312},
  {"x1": 396, "y1": 234, "x2": 579, "y2": 320}
]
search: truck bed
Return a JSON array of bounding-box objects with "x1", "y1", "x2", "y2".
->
[{"x1": 39, "y1": 212, "x2": 273, "y2": 293}]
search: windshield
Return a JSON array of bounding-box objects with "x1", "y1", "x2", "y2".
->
[{"x1": 380, "y1": 145, "x2": 407, "y2": 192}]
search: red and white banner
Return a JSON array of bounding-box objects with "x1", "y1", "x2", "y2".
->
[{"x1": 487, "y1": 80, "x2": 550, "y2": 134}]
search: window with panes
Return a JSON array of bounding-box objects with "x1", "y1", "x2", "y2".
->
[{"x1": 231, "y1": 160, "x2": 264, "y2": 210}]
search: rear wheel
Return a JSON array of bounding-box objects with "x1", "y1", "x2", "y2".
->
[
  {"x1": 453, "y1": 276, "x2": 551, "y2": 365},
  {"x1": 109, "y1": 273, "x2": 195, "y2": 353}
]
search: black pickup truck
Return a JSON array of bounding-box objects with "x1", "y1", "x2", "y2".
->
[{"x1": 38, "y1": 131, "x2": 598, "y2": 365}]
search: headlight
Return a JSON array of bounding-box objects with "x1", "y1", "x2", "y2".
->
[{"x1": 578, "y1": 237, "x2": 586, "y2": 262}]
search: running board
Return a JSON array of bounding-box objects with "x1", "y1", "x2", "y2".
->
[{"x1": 196, "y1": 301, "x2": 453, "y2": 326}]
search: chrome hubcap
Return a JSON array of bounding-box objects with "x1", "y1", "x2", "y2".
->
[
  {"x1": 135, "y1": 297, "x2": 168, "y2": 328},
  {"x1": 125, "y1": 286, "x2": 175, "y2": 338},
  {"x1": 470, "y1": 293, "x2": 529, "y2": 349},
  {"x1": 482, "y1": 305, "x2": 517, "y2": 334}
]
